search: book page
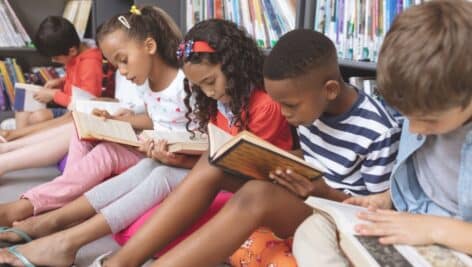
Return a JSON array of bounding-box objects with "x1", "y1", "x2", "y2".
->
[
  {"x1": 208, "y1": 123, "x2": 233, "y2": 157},
  {"x1": 72, "y1": 85, "x2": 95, "y2": 102},
  {"x1": 141, "y1": 130, "x2": 208, "y2": 144},
  {"x1": 74, "y1": 100, "x2": 123, "y2": 115},
  {"x1": 73, "y1": 111, "x2": 139, "y2": 146},
  {"x1": 305, "y1": 197, "x2": 368, "y2": 235}
]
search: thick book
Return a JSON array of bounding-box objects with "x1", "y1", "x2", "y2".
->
[
  {"x1": 141, "y1": 130, "x2": 208, "y2": 155},
  {"x1": 305, "y1": 197, "x2": 472, "y2": 267},
  {"x1": 72, "y1": 111, "x2": 140, "y2": 147},
  {"x1": 207, "y1": 122, "x2": 322, "y2": 180},
  {"x1": 13, "y1": 83, "x2": 46, "y2": 112}
]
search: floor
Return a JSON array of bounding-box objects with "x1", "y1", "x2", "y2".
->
[{"x1": 0, "y1": 167, "x2": 121, "y2": 267}]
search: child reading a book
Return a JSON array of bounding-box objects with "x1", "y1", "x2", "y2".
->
[
  {"x1": 0, "y1": 69, "x2": 147, "y2": 178},
  {"x1": 293, "y1": 1, "x2": 472, "y2": 266},
  {"x1": 14, "y1": 16, "x2": 103, "y2": 129},
  {"x1": 0, "y1": 19, "x2": 294, "y2": 267},
  {"x1": 68, "y1": 26, "x2": 398, "y2": 267},
  {"x1": 92, "y1": 28, "x2": 397, "y2": 267},
  {"x1": 0, "y1": 5, "x2": 185, "y2": 234}
]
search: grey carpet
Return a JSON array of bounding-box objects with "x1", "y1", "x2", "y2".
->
[{"x1": 0, "y1": 167, "x2": 120, "y2": 267}]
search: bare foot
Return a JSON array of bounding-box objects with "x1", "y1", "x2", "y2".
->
[
  {"x1": 103, "y1": 254, "x2": 137, "y2": 267},
  {"x1": 0, "y1": 200, "x2": 34, "y2": 227},
  {"x1": 0, "y1": 213, "x2": 62, "y2": 243},
  {"x1": 0, "y1": 129, "x2": 9, "y2": 142},
  {"x1": 0, "y1": 232, "x2": 76, "y2": 267}
]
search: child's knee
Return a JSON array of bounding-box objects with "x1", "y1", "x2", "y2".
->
[
  {"x1": 28, "y1": 110, "x2": 53, "y2": 124},
  {"x1": 230, "y1": 180, "x2": 276, "y2": 217}
]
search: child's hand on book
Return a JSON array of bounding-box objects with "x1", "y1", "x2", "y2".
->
[
  {"x1": 354, "y1": 210, "x2": 443, "y2": 246},
  {"x1": 92, "y1": 108, "x2": 113, "y2": 120},
  {"x1": 113, "y1": 108, "x2": 135, "y2": 118},
  {"x1": 344, "y1": 190, "x2": 392, "y2": 210},
  {"x1": 44, "y1": 78, "x2": 64, "y2": 89},
  {"x1": 34, "y1": 88, "x2": 57, "y2": 103},
  {"x1": 269, "y1": 168, "x2": 329, "y2": 198},
  {"x1": 137, "y1": 138, "x2": 154, "y2": 154},
  {"x1": 150, "y1": 139, "x2": 187, "y2": 166}
]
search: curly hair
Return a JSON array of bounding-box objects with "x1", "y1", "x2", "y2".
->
[{"x1": 180, "y1": 19, "x2": 264, "y2": 134}]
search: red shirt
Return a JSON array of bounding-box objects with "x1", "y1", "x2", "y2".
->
[
  {"x1": 211, "y1": 89, "x2": 293, "y2": 150},
  {"x1": 53, "y1": 48, "x2": 103, "y2": 107}
]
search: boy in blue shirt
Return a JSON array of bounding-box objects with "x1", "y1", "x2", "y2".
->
[{"x1": 294, "y1": 1, "x2": 472, "y2": 266}]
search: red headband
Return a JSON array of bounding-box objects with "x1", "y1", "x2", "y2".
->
[{"x1": 176, "y1": 40, "x2": 216, "y2": 59}]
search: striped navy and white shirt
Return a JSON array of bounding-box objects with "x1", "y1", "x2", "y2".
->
[{"x1": 298, "y1": 89, "x2": 401, "y2": 196}]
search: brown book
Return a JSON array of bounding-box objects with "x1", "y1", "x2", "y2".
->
[
  {"x1": 72, "y1": 111, "x2": 140, "y2": 147},
  {"x1": 305, "y1": 197, "x2": 472, "y2": 267},
  {"x1": 208, "y1": 122, "x2": 322, "y2": 180},
  {"x1": 141, "y1": 130, "x2": 208, "y2": 155}
]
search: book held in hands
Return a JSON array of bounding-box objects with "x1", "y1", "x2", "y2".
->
[
  {"x1": 305, "y1": 197, "x2": 472, "y2": 267},
  {"x1": 140, "y1": 130, "x2": 208, "y2": 155},
  {"x1": 13, "y1": 83, "x2": 46, "y2": 112},
  {"x1": 207, "y1": 122, "x2": 322, "y2": 180},
  {"x1": 72, "y1": 111, "x2": 140, "y2": 147}
]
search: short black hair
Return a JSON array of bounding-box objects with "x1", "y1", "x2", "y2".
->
[
  {"x1": 34, "y1": 16, "x2": 80, "y2": 57},
  {"x1": 264, "y1": 29, "x2": 337, "y2": 80}
]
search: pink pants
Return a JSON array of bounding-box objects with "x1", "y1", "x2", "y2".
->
[
  {"x1": 114, "y1": 192, "x2": 233, "y2": 257},
  {"x1": 23, "y1": 126, "x2": 143, "y2": 215}
]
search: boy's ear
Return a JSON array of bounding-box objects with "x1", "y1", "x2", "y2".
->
[
  {"x1": 68, "y1": 46, "x2": 79, "y2": 57},
  {"x1": 324, "y1": 80, "x2": 341, "y2": 100},
  {"x1": 144, "y1": 37, "x2": 157, "y2": 55}
]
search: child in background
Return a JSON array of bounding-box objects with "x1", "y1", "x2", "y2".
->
[
  {"x1": 13, "y1": 16, "x2": 103, "y2": 129},
  {"x1": 0, "y1": 70, "x2": 146, "y2": 178},
  {"x1": 0, "y1": 18, "x2": 294, "y2": 267},
  {"x1": 296, "y1": 1, "x2": 472, "y2": 266},
  {"x1": 133, "y1": 28, "x2": 399, "y2": 267},
  {"x1": 0, "y1": 5, "x2": 182, "y2": 234}
]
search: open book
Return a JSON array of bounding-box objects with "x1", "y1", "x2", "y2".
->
[
  {"x1": 73, "y1": 99, "x2": 123, "y2": 115},
  {"x1": 72, "y1": 111, "x2": 140, "y2": 147},
  {"x1": 207, "y1": 123, "x2": 322, "y2": 180},
  {"x1": 70, "y1": 86, "x2": 123, "y2": 115},
  {"x1": 141, "y1": 130, "x2": 208, "y2": 155},
  {"x1": 305, "y1": 197, "x2": 472, "y2": 267},
  {"x1": 13, "y1": 83, "x2": 46, "y2": 112}
]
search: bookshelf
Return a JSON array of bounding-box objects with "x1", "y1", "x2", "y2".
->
[
  {"x1": 302, "y1": 0, "x2": 432, "y2": 77},
  {"x1": 0, "y1": 0, "x2": 132, "y2": 70}
]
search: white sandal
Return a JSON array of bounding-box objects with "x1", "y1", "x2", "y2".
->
[{"x1": 89, "y1": 251, "x2": 113, "y2": 267}]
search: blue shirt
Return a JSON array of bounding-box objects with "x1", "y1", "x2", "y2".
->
[
  {"x1": 390, "y1": 120, "x2": 472, "y2": 222},
  {"x1": 298, "y1": 89, "x2": 401, "y2": 196}
]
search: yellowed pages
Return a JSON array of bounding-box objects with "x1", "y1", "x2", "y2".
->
[{"x1": 72, "y1": 111, "x2": 140, "y2": 147}]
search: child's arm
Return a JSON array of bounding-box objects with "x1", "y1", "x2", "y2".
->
[
  {"x1": 269, "y1": 169, "x2": 350, "y2": 201},
  {"x1": 44, "y1": 77, "x2": 65, "y2": 89},
  {"x1": 92, "y1": 108, "x2": 153, "y2": 130},
  {"x1": 355, "y1": 210, "x2": 472, "y2": 255}
]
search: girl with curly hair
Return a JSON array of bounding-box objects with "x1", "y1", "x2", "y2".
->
[
  {"x1": 99, "y1": 19, "x2": 293, "y2": 266},
  {"x1": 0, "y1": 19, "x2": 293, "y2": 267}
]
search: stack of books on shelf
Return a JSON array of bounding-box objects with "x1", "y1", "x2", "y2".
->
[
  {"x1": 0, "y1": 0, "x2": 32, "y2": 48},
  {"x1": 186, "y1": 0, "x2": 297, "y2": 48},
  {"x1": 314, "y1": 0, "x2": 430, "y2": 63},
  {"x1": 62, "y1": 0, "x2": 93, "y2": 39},
  {"x1": 0, "y1": 57, "x2": 64, "y2": 111}
]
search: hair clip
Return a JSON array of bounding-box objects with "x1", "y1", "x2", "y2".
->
[
  {"x1": 176, "y1": 40, "x2": 216, "y2": 60},
  {"x1": 118, "y1": 16, "x2": 131, "y2": 29},
  {"x1": 130, "y1": 5, "x2": 141, "y2": 15}
]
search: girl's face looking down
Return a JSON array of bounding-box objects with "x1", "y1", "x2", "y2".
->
[
  {"x1": 99, "y1": 29, "x2": 156, "y2": 86},
  {"x1": 183, "y1": 61, "x2": 231, "y2": 104}
]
